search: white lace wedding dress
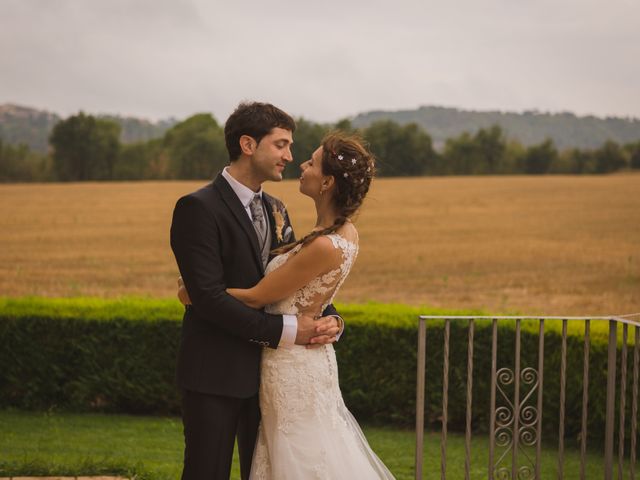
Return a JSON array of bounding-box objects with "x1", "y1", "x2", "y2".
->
[{"x1": 249, "y1": 227, "x2": 395, "y2": 479}]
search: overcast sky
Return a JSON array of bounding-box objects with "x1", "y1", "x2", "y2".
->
[{"x1": 1, "y1": 0, "x2": 639, "y2": 123}]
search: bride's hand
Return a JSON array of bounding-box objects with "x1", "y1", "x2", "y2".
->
[
  {"x1": 177, "y1": 276, "x2": 192, "y2": 305},
  {"x1": 295, "y1": 313, "x2": 339, "y2": 346},
  {"x1": 306, "y1": 315, "x2": 342, "y2": 349}
]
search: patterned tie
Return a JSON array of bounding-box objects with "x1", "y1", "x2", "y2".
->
[{"x1": 249, "y1": 194, "x2": 267, "y2": 247}]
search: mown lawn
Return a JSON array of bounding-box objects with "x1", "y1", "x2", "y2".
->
[{"x1": 0, "y1": 410, "x2": 620, "y2": 479}]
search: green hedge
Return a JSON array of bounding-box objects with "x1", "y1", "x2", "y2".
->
[{"x1": 1, "y1": 297, "x2": 635, "y2": 448}]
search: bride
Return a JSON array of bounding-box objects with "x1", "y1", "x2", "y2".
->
[
  {"x1": 226, "y1": 132, "x2": 394, "y2": 479},
  {"x1": 179, "y1": 132, "x2": 394, "y2": 479}
]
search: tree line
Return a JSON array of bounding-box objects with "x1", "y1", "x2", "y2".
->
[
  {"x1": 352, "y1": 106, "x2": 640, "y2": 150},
  {"x1": 1, "y1": 111, "x2": 639, "y2": 182}
]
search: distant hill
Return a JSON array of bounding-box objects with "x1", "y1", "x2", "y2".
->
[
  {"x1": 352, "y1": 106, "x2": 640, "y2": 150},
  {"x1": 0, "y1": 104, "x2": 177, "y2": 153},
  {"x1": 4, "y1": 103, "x2": 640, "y2": 154},
  {"x1": 0, "y1": 104, "x2": 60, "y2": 152}
]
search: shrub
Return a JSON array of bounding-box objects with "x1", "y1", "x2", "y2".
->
[{"x1": 1, "y1": 297, "x2": 634, "y2": 448}]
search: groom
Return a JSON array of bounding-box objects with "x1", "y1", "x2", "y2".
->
[{"x1": 170, "y1": 102, "x2": 342, "y2": 480}]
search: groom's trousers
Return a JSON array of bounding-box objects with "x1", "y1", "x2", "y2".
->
[{"x1": 181, "y1": 389, "x2": 260, "y2": 480}]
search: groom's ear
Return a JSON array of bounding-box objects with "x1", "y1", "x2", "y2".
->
[{"x1": 239, "y1": 135, "x2": 257, "y2": 156}]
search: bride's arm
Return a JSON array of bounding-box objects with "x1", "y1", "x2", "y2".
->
[{"x1": 227, "y1": 236, "x2": 342, "y2": 309}]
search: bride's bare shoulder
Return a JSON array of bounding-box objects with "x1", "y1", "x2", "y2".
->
[{"x1": 294, "y1": 235, "x2": 341, "y2": 260}]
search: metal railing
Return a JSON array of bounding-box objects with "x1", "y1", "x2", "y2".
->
[{"x1": 415, "y1": 315, "x2": 640, "y2": 479}]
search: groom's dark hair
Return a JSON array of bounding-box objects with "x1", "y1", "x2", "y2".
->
[{"x1": 225, "y1": 102, "x2": 296, "y2": 161}]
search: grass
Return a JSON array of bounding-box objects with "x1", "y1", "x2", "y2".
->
[
  {"x1": 0, "y1": 175, "x2": 639, "y2": 315},
  {"x1": 0, "y1": 410, "x2": 624, "y2": 479}
]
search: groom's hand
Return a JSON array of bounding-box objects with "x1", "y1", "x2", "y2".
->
[
  {"x1": 294, "y1": 314, "x2": 318, "y2": 345},
  {"x1": 177, "y1": 276, "x2": 192, "y2": 305}
]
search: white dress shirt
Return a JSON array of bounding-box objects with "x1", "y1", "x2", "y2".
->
[{"x1": 221, "y1": 167, "x2": 298, "y2": 346}]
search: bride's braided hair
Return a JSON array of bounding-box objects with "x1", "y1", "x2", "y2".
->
[{"x1": 275, "y1": 132, "x2": 375, "y2": 254}]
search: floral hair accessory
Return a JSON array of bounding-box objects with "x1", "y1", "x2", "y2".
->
[
  {"x1": 351, "y1": 158, "x2": 357, "y2": 165},
  {"x1": 343, "y1": 172, "x2": 349, "y2": 178},
  {"x1": 337, "y1": 154, "x2": 344, "y2": 161}
]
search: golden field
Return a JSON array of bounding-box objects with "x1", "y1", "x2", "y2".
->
[{"x1": 0, "y1": 174, "x2": 638, "y2": 315}]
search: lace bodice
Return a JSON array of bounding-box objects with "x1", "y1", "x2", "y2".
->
[
  {"x1": 250, "y1": 226, "x2": 395, "y2": 479},
  {"x1": 264, "y1": 232, "x2": 358, "y2": 317}
]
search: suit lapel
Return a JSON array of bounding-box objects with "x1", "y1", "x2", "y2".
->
[
  {"x1": 262, "y1": 193, "x2": 279, "y2": 251},
  {"x1": 213, "y1": 174, "x2": 264, "y2": 273}
]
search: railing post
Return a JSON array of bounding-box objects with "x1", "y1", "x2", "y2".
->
[
  {"x1": 605, "y1": 319, "x2": 617, "y2": 480},
  {"x1": 488, "y1": 318, "x2": 498, "y2": 480},
  {"x1": 558, "y1": 319, "x2": 568, "y2": 479},
  {"x1": 441, "y1": 319, "x2": 450, "y2": 480},
  {"x1": 416, "y1": 317, "x2": 427, "y2": 480},
  {"x1": 631, "y1": 325, "x2": 639, "y2": 479},
  {"x1": 535, "y1": 319, "x2": 545, "y2": 479},
  {"x1": 580, "y1": 319, "x2": 590, "y2": 480},
  {"x1": 464, "y1": 319, "x2": 474, "y2": 480},
  {"x1": 617, "y1": 324, "x2": 628, "y2": 480},
  {"x1": 512, "y1": 319, "x2": 522, "y2": 480}
]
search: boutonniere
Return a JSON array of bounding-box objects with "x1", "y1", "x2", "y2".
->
[{"x1": 272, "y1": 204, "x2": 286, "y2": 242}]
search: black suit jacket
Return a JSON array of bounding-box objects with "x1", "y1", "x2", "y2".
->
[{"x1": 170, "y1": 174, "x2": 338, "y2": 398}]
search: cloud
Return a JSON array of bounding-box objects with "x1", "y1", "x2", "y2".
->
[{"x1": 1, "y1": 0, "x2": 638, "y2": 122}]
